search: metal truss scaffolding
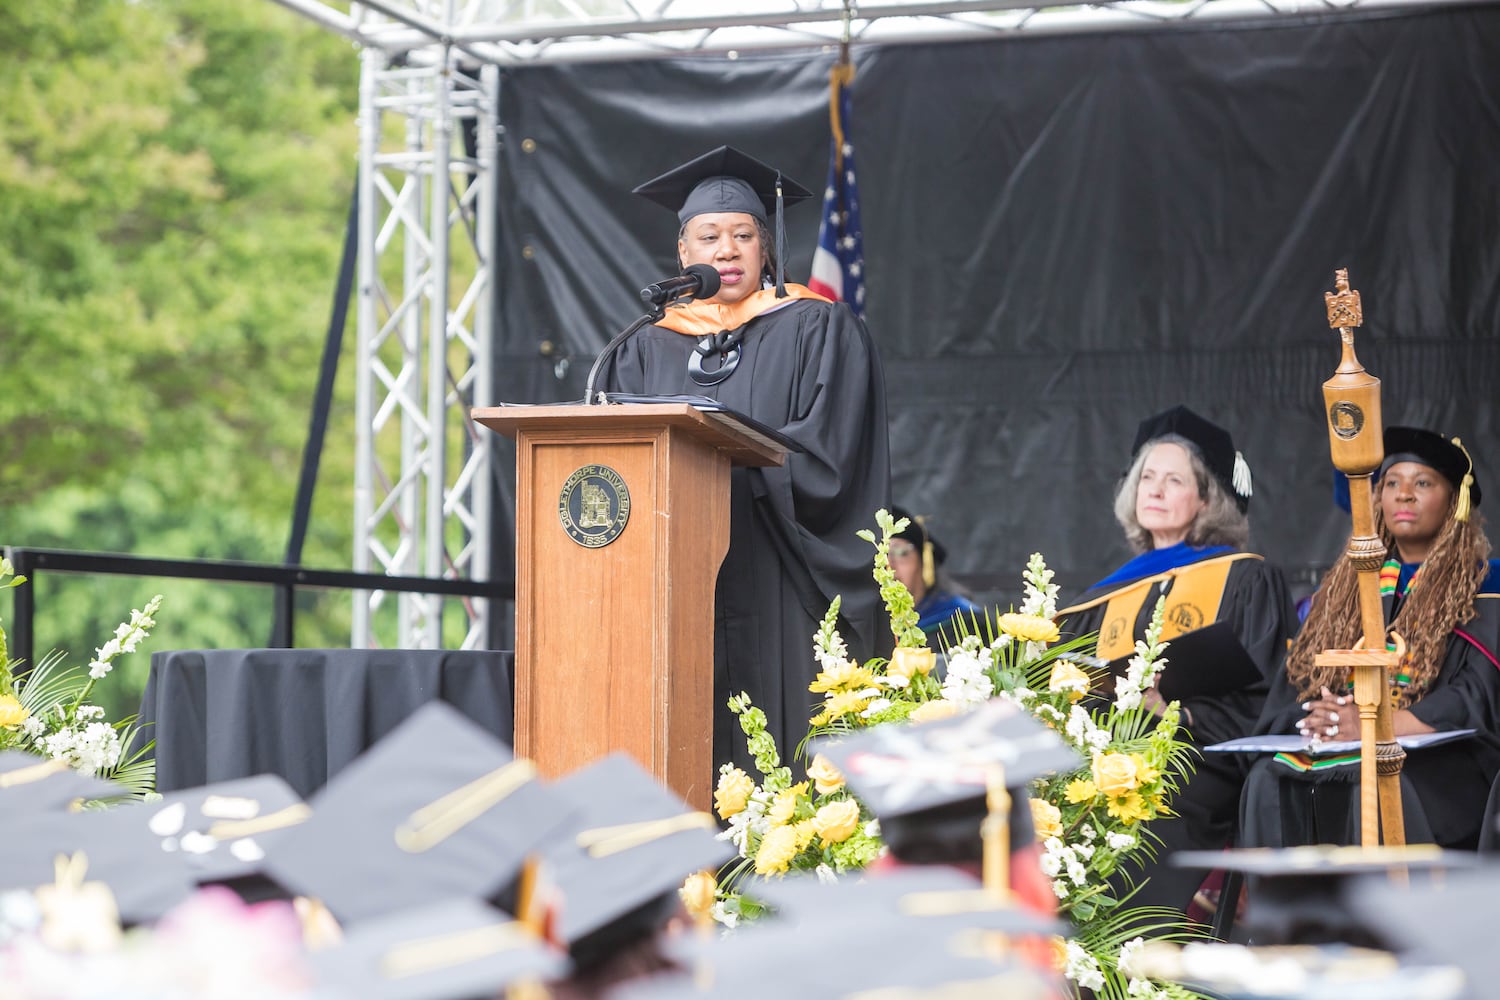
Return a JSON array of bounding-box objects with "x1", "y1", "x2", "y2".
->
[
  {"x1": 350, "y1": 41, "x2": 497, "y2": 649},
  {"x1": 269, "y1": 0, "x2": 1441, "y2": 648}
]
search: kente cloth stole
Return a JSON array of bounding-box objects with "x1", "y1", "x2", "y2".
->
[{"x1": 1083, "y1": 553, "x2": 1260, "y2": 661}]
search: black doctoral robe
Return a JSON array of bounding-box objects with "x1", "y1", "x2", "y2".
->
[
  {"x1": 1241, "y1": 592, "x2": 1500, "y2": 850},
  {"x1": 1057, "y1": 552, "x2": 1296, "y2": 913},
  {"x1": 599, "y1": 296, "x2": 891, "y2": 777}
]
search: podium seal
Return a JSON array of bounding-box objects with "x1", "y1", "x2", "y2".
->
[{"x1": 558, "y1": 464, "x2": 631, "y2": 548}]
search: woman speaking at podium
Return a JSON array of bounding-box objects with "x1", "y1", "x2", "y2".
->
[{"x1": 598, "y1": 146, "x2": 890, "y2": 776}]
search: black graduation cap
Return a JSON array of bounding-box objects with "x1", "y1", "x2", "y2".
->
[
  {"x1": 633, "y1": 145, "x2": 814, "y2": 297},
  {"x1": 0, "y1": 802, "x2": 198, "y2": 925},
  {"x1": 889, "y1": 504, "x2": 946, "y2": 589},
  {"x1": 623, "y1": 870, "x2": 1065, "y2": 1000},
  {"x1": 1348, "y1": 857, "x2": 1500, "y2": 1000},
  {"x1": 308, "y1": 897, "x2": 568, "y2": 1000},
  {"x1": 145, "y1": 773, "x2": 308, "y2": 901},
  {"x1": 739, "y1": 865, "x2": 1065, "y2": 938},
  {"x1": 542, "y1": 753, "x2": 733, "y2": 970},
  {"x1": 1381, "y1": 425, "x2": 1482, "y2": 512},
  {"x1": 0, "y1": 751, "x2": 125, "y2": 812},
  {"x1": 262, "y1": 701, "x2": 577, "y2": 927},
  {"x1": 1132, "y1": 404, "x2": 1252, "y2": 513},
  {"x1": 811, "y1": 699, "x2": 1081, "y2": 864},
  {"x1": 1172, "y1": 844, "x2": 1479, "y2": 948}
]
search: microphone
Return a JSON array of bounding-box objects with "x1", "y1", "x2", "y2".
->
[{"x1": 639, "y1": 263, "x2": 721, "y2": 306}]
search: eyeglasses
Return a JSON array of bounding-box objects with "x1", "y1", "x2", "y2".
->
[{"x1": 889, "y1": 542, "x2": 919, "y2": 559}]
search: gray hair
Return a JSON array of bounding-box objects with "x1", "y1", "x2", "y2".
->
[
  {"x1": 1112, "y1": 433, "x2": 1250, "y2": 553},
  {"x1": 676, "y1": 217, "x2": 776, "y2": 285}
]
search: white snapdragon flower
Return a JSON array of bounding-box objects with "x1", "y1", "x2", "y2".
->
[
  {"x1": 1106, "y1": 831, "x2": 1137, "y2": 851},
  {"x1": 814, "y1": 864, "x2": 837, "y2": 885},
  {"x1": 1118, "y1": 937, "x2": 1147, "y2": 979},
  {"x1": 21, "y1": 715, "x2": 45, "y2": 738},
  {"x1": 1019, "y1": 553, "x2": 1060, "y2": 618},
  {"x1": 710, "y1": 898, "x2": 740, "y2": 929},
  {"x1": 1064, "y1": 940, "x2": 1106, "y2": 990},
  {"x1": 1126, "y1": 980, "x2": 1170, "y2": 999},
  {"x1": 1079, "y1": 824, "x2": 1097, "y2": 841},
  {"x1": 859, "y1": 698, "x2": 891, "y2": 718}
]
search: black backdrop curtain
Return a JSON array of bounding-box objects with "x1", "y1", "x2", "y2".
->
[{"x1": 489, "y1": 3, "x2": 1500, "y2": 609}]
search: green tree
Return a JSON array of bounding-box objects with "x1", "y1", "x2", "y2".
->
[{"x1": 0, "y1": 0, "x2": 363, "y2": 711}]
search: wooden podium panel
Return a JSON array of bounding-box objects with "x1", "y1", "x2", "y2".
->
[{"x1": 474, "y1": 404, "x2": 785, "y2": 810}]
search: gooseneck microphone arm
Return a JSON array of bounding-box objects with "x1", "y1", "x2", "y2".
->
[
  {"x1": 583, "y1": 264, "x2": 722, "y2": 405},
  {"x1": 584, "y1": 302, "x2": 666, "y2": 405}
]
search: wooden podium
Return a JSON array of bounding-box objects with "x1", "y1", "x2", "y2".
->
[{"x1": 472, "y1": 403, "x2": 788, "y2": 810}]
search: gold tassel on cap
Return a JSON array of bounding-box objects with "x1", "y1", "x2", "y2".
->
[
  {"x1": 1452, "y1": 437, "x2": 1474, "y2": 523},
  {"x1": 916, "y1": 515, "x2": 936, "y2": 588}
]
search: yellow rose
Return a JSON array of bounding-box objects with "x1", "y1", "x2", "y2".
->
[
  {"x1": 0, "y1": 694, "x2": 27, "y2": 729},
  {"x1": 909, "y1": 699, "x2": 961, "y2": 724},
  {"x1": 1130, "y1": 753, "x2": 1160, "y2": 787},
  {"x1": 767, "y1": 782, "x2": 809, "y2": 828},
  {"x1": 1092, "y1": 752, "x2": 1143, "y2": 798},
  {"x1": 754, "y1": 825, "x2": 801, "y2": 875},
  {"x1": 811, "y1": 799, "x2": 861, "y2": 845},
  {"x1": 1063, "y1": 778, "x2": 1097, "y2": 804},
  {"x1": 1028, "y1": 797, "x2": 1063, "y2": 841},
  {"x1": 807, "y1": 754, "x2": 845, "y2": 795},
  {"x1": 996, "y1": 612, "x2": 1060, "y2": 644},
  {"x1": 678, "y1": 871, "x2": 717, "y2": 918},
  {"x1": 1046, "y1": 661, "x2": 1090, "y2": 702},
  {"x1": 809, "y1": 659, "x2": 876, "y2": 694},
  {"x1": 714, "y1": 767, "x2": 756, "y2": 820},
  {"x1": 888, "y1": 646, "x2": 937, "y2": 682}
]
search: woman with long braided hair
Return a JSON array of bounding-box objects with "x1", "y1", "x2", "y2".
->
[{"x1": 1240, "y1": 427, "x2": 1500, "y2": 849}]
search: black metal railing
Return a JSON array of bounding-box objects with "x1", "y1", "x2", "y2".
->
[{"x1": 2, "y1": 546, "x2": 515, "y2": 666}]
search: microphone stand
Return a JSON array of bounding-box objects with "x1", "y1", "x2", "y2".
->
[{"x1": 583, "y1": 301, "x2": 667, "y2": 405}]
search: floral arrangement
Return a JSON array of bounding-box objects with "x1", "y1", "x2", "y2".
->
[
  {"x1": 0, "y1": 557, "x2": 161, "y2": 796},
  {"x1": 690, "y1": 511, "x2": 1205, "y2": 999}
]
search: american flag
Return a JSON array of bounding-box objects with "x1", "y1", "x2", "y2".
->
[{"x1": 807, "y1": 64, "x2": 866, "y2": 321}]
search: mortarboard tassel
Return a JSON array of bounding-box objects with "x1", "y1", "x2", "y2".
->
[
  {"x1": 1452, "y1": 437, "x2": 1474, "y2": 523},
  {"x1": 1232, "y1": 451, "x2": 1253, "y2": 500},
  {"x1": 916, "y1": 515, "x2": 936, "y2": 588},
  {"x1": 774, "y1": 172, "x2": 788, "y2": 298}
]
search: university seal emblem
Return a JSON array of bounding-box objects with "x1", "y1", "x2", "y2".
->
[
  {"x1": 1328, "y1": 400, "x2": 1364, "y2": 440},
  {"x1": 558, "y1": 465, "x2": 630, "y2": 548}
]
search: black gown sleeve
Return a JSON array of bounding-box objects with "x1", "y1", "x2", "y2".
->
[{"x1": 750, "y1": 303, "x2": 891, "y2": 655}]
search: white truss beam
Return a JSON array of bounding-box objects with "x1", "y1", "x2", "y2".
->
[{"x1": 351, "y1": 29, "x2": 497, "y2": 649}]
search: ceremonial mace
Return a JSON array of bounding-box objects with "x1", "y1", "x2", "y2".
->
[{"x1": 1315, "y1": 269, "x2": 1406, "y2": 848}]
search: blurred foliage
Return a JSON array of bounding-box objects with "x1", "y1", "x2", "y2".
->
[{"x1": 0, "y1": 0, "x2": 366, "y2": 716}]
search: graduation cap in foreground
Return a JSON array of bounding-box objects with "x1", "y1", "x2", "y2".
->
[
  {"x1": 812, "y1": 698, "x2": 1080, "y2": 864},
  {"x1": 738, "y1": 865, "x2": 1064, "y2": 939},
  {"x1": 543, "y1": 753, "x2": 733, "y2": 970},
  {"x1": 1132, "y1": 404, "x2": 1253, "y2": 512},
  {"x1": 0, "y1": 751, "x2": 125, "y2": 812},
  {"x1": 263, "y1": 701, "x2": 576, "y2": 927},
  {"x1": 1172, "y1": 844, "x2": 1480, "y2": 948},
  {"x1": 145, "y1": 773, "x2": 308, "y2": 901},
  {"x1": 0, "y1": 802, "x2": 198, "y2": 926},
  {"x1": 620, "y1": 869, "x2": 1065, "y2": 1000},
  {"x1": 633, "y1": 145, "x2": 814, "y2": 297},
  {"x1": 1347, "y1": 857, "x2": 1500, "y2": 1000},
  {"x1": 309, "y1": 897, "x2": 567, "y2": 1000}
]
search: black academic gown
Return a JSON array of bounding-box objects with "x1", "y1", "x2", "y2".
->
[
  {"x1": 600, "y1": 297, "x2": 891, "y2": 776},
  {"x1": 1241, "y1": 593, "x2": 1500, "y2": 850},
  {"x1": 1059, "y1": 555, "x2": 1296, "y2": 913}
]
